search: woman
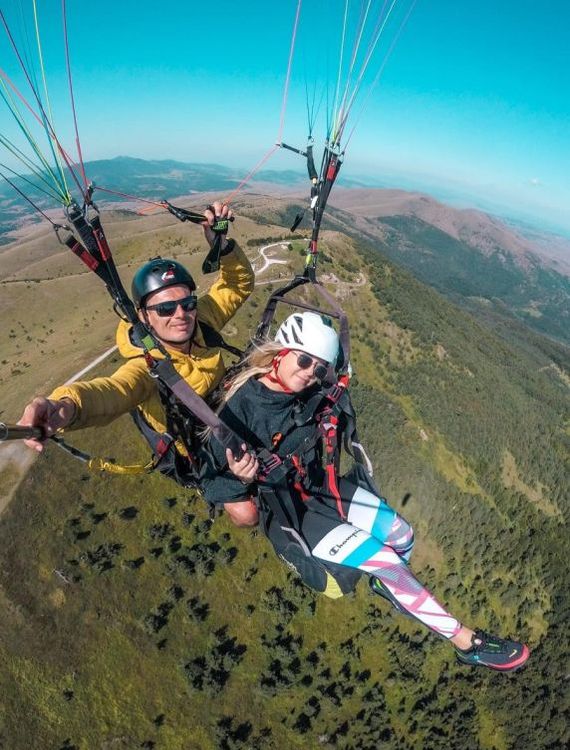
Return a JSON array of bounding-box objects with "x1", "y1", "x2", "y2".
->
[{"x1": 202, "y1": 311, "x2": 530, "y2": 672}]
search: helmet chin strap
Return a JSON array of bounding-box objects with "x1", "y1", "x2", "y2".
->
[{"x1": 265, "y1": 349, "x2": 294, "y2": 393}]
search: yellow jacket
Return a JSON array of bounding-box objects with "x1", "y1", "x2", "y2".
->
[{"x1": 50, "y1": 243, "x2": 254, "y2": 444}]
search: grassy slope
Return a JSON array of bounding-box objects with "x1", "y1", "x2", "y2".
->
[
  {"x1": 0, "y1": 208, "x2": 568, "y2": 749},
  {"x1": 370, "y1": 214, "x2": 570, "y2": 346}
]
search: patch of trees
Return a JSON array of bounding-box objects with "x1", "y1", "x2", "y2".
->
[
  {"x1": 143, "y1": 583, "x2": 185, "y2": 635},
  {"x1": 77, "y1": 542, "x2": 123, "y2": 574},
  {"x1": 118, "y1": 505, "x2": 138, "y2": 520},
  {"x1": 171, "y1": 539, "x2": 237, "y2": 577},
  {"x1": 169, "y1": 518, "x2": 238, "y2": 578},
  {"x1": 215, "y1": 717, "x2": 272, "y2": 750},
  {"x1": 187, "y1": 595, "x2": 210, "y2": 622},
  {"x1": 143, "y1": 600, "x2": 173, "y2": 634},
  {"x1": 182, "y1": 626, "x2": 247, "y2": 694}
]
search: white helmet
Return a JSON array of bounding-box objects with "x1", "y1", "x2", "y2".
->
[{"x1": 275, "y1": 312, "x2": 339, "y2": 365}]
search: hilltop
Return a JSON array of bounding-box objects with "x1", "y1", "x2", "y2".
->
[{"x1": 3, "y1": 157, "x2": 568, "y2": 350}]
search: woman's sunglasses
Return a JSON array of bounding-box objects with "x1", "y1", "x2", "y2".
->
[
  {"x1": 144, "y1": 295, "x2": 198, "y2": 318},
  {"x1": 295, "y1": 352, "x2": 329, "y2": 380}
]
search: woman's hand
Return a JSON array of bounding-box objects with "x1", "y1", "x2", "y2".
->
[{"x1": 226, "y1": 445, "x2": 259, "y2": 483}]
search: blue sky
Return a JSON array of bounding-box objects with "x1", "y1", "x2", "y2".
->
[{"x1": 1, "y1": 0, "x2": 569, "y2": 234}]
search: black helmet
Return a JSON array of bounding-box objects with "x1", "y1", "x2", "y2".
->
[{"x1": 131, "y1": 256, "x2": 195, "y2": 308}]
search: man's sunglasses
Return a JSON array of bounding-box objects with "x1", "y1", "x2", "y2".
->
[
  {"x1": 145, "y1": 295, "x2": 198, "y2": 318},
  {"x1": 295, "y1": 352, "x2": 329, "y2": 380}
]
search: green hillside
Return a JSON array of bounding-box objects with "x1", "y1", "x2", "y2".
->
[
  {"x1": 0, "y1": 221, "x2": 568, "y2": 749},
  {"x1": 359, "y1": 214, "x2": 570, "y2": 346}
]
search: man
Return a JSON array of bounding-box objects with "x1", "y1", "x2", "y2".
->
[{"x1": 18, "y1": 201, "x2": 258, "y2": 527}]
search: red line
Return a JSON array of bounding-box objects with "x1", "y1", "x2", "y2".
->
[
  {"x1": 94, "y1": 185, "x2": 167, "y2": 209},
  {"x1": 0, "y1": 67, "x2": 84, "y2": 195},
  {"x1": 222, "y1": 1, "x2": 301, "y2": 205},
  {"x1": 223, "y1": 144, "x2": 279, "y2": 205},
  {"x1": 0, "y1": 10, "x2": 85, "y2": 198}
]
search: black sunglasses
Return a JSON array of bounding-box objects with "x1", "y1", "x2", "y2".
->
[
  {"x1": 295, "y1": 352, "x2": 329, "y2": 380},
  {"x1": 144, "y1": 294, "x2": 198, "y2": 318}
]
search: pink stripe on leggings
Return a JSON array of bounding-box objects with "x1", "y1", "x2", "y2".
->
[{"x1": 362, "y1": 546, "x2": 461, "y2": 638}]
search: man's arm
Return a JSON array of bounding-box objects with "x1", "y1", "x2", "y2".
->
[
  {"x1": 197, "y1": 202, "x2": 254, "y2": 332},
  {"x1": 17, "y1": 357, "x2": 155, "y2": 452},
  {"x1": 197, "y1": 242, "x2": 255, "y2": 332}
]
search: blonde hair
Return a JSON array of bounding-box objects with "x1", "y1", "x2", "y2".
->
[
  {"x1": 221, "y1": 340, "x2": 284, "y2": 406},
  {"x1": 201, "y1": 340, "x2": 284, "y2": 440}
]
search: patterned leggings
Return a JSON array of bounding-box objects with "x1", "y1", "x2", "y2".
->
[{"x1": 302, "y1": 481, "x2": 461, "y2": 639}]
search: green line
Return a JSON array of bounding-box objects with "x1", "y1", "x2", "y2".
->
[
  {"x1": 0, "y1": 159, "x2": 63, "y2": 203},
  {"x1": 32, "y1": 0, "x2": 69, "y2": 196},
  {"x1": 0, "y1": 80, "x2": 68, "y2": 202},
  {"x1": 0, "y1": 135, "x2": 63, "y2": 202},
  {"x1": 331, "y1": 0, "x2": 350, "y2": 141}
]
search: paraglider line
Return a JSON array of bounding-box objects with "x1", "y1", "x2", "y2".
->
[
  {"x1": 276, "y1": 0, "x2": 303, "y2": 144},
  {"x1": 344, "y1": 0, "x2": 417, "y2": 148},
  {"x1": 32, "y1": 0, "x2": 69, "y2": 197},
  {"x1": 93, "y1": 186, "x2": 169, "y2": 209},
  {"x1": 0, "y1": 66, "x2": 83, "y2": 203},
  {"x1": 0, "y1": 159, "x2": 62, "y2": 202},
  {"x1": 0, "y1": 167, "x2": 60, "y2": 226},
  {"x1": 0, "y1": 11, "x2": 84, "y2": 201},
  {"x1": 223, "y1": 144, "x2": 279, "y2": 204},
  {"x1": 62, "y1": 0, "x2": 88, "y2": 192}
]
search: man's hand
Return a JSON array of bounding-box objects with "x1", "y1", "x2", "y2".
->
[
  {"x1": 202, "y1": 201, "x2": 233, "y2": 250},
  {"x1": 226, "y1": 445, "x2": 259, "y2": 483},
  {"x1": 17, "y1": 397, "x2": 76, "y2": 452}
]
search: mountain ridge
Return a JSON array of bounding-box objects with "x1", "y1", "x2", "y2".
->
[{"x1": 2, "y1": 156, "x2": 568, "y2": 273}]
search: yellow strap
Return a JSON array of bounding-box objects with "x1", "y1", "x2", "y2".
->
[
  {"x1": 87, "y1": 457, "x2": 155, "y2": 475},
  {"x1": 321, "y1": 571, "x2": 345, "y2": 599}
]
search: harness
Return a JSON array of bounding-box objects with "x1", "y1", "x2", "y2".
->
[
  {"x1": 257, "y1": 374, "x2": 362, "y2": 515},
  {"x1": 127, "y1": 319, "x2": 243, "y2": 487},
  {"x1": 249, "y1": 375, "x2": 373, "y2": 598}
]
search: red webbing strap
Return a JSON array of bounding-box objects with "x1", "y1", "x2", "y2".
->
[
  {"x1": 322, "y1": 415, "x2": 346, "y2": 520},
  {"x1": 91, "y1": 219, "x2": 112, "y2": 261},
  {"x1": 63, "y1": 234, "x2": 99, "y2": 272},
  {"x1": 326, "y1": 463, "x2": 345, "y2": 520},
  {"x1": 155, "y1": 435, "x2": 175, "y2": 460},
  {"x1": 264, "y1": 350, "x2": 294, "y2": 393},
  {"x1": 326, "y1": 159, "x2": 338, "y2": 180},
  {"x1": 291, "y1": 454, "x2": 311, "y2": 502}
]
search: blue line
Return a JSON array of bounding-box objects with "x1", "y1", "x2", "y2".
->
[
  {"x1": 341, "y1": 535, "x2": 383, "y2": 569},
  {"x1": 371, "y1": 498, "x2": 396, "y2": 542}
]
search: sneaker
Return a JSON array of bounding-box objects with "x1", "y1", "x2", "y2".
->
[
  {"x1": 455, "y1": 629, "x2": 530, "y2": 672},
  {"x1": 368, "y1": 576, "x2": 411, "y2": 618}
]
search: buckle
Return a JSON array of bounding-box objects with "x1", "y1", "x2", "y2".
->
[
  {"x1": 327, "y1": 384, "x2": 343, "y2": 402},
  {"x1": 258, "y1": 453, "x2": 283, "y2": 479}
]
